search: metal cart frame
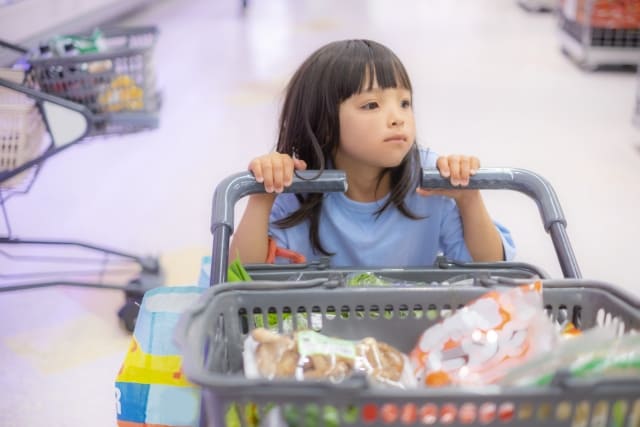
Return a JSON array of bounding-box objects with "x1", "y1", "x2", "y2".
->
[{"x1": 0, "y1": 27, "x2": 165, "y2": 331}]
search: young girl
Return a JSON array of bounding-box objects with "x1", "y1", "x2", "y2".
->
[{"x1": 230, "y1": 39, "x2": 515, "y2": 267}]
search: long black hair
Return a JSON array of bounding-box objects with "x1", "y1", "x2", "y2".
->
[{"x1": 275, "y1": 39, "x2": 422, "y2": 255}]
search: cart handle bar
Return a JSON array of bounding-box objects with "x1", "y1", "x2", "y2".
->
[
  {"x1": 210, "y1": 168, "x2": 580, "y2": 285},
  {"x1": 422, "y1": 168, "x2": 580, "y2": 279},
  {"x1": 0, "y1": 39, "x2": 29, "y2": 54},
  {"x1": 210, "y1": 170, "x2": 347, "y2": 285}
]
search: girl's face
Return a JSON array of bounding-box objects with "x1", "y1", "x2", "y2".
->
[{"x1": 336, "y1": 79, "x2": 416, "y2": 173}]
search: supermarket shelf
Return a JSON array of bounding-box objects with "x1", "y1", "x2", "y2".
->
[
  {"x1": 558, "y1": 11, "x2": 640, "y2": 70},
  {"x1": 559, "y1": 27, "x2": 640, "y2": 70}
]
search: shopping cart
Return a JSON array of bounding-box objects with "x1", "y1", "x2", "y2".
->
[
  {"x1": 176, "y1": 168, "x2": 640, "y2": 427},
  {"x1": 0, "y1": 26, "x2": 164, "y2": 332},
  {"x1": 0, "y1": 26, "x2": 161, "y2": 134},
  {"x1": 558, "y1": 0, "x2": 640, "y2": 70}
]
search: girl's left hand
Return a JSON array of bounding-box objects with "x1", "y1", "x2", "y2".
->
[{"x1": 417, "y1": 155, "x2": 480, "y2": 202}]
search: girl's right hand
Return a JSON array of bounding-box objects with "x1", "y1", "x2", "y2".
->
[{"x1": 249, "y1": 153, "x2": 307, "y2": 193}]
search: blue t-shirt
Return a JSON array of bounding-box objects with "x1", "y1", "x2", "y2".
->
[{"x1": 269, "y1": 149, "x2": 516, "y2": 267}]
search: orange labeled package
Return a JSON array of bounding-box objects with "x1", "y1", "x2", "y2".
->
[{"x1": 410, "y1": 282, "x2": 557, "y2": 387}]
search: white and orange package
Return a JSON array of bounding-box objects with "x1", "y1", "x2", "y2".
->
[{"x1": 410, "y1": 282, "x2": 557, "y2": 387}]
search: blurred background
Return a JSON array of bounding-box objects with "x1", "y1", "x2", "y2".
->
[{"x1": 0, "y1": 0, "x2": 639, "y2": 425}]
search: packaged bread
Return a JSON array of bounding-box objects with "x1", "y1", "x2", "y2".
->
[{"x1": 243, "y1": 328, "x2": 416, "y2": 389}]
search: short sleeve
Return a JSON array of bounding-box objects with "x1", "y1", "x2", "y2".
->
[
  {"x1": 268, "y1": 195, "x2": 293, "y2": 249},
  {"x1": 419, "y1": 146, "x2": 439, "y2": 169},
  {"x1": 496, "y1": 221, "x2": 516, "y2": 261},
  {"x1": 438, "y1": 197, "x2": 473, "y2": 262},
  {"x1": 421, "y1": 146, "x2": 516, "y2": 262},
  {"x1": 438, "y1": 197, "x2": 517, "y2": 262}
]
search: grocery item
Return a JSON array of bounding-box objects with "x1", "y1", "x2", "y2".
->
[
  {"x1": 346, "y1": 271, "x2": 428, "y2": 287},
  {"x1": 227, "y1": 257, "x2": 252, "y2": 282},
  {"x1": 266, "y1": 237, "x2": 306, "y2": 264},
  {"x1": 500, "y1": 328, "x2": 639, "y2": 386},
  {"x1": 49, "y1": 29, "x2": 107, "y2": 56},
  {"x1": 243, "y1": 328, "x2": 416, "y2": 389},
  {"x1": 562, "y1": 0, "x2": 640, "y2": 28},
  {"x1": 410, "y1": 282, "x2": 557, "y2": 387},
  {"x1": 98, "y1": 75, "x2": 144, "y2": 112}
]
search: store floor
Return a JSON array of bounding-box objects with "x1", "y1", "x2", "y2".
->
[{"x1": 1, "y1": 0, "x2": 639, "y2": 425}]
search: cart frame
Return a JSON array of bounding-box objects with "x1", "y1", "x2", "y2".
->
[
  {"x1": 0, "y1": 27, "x2": 165, "y2": 331},
  {"x1": 177, "y1": 166, "x2": 639, "y2": 426}
]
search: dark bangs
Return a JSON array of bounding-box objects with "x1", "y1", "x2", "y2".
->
[{"x1": 332, "y1": 40, "x2": 413, "y2": 103}]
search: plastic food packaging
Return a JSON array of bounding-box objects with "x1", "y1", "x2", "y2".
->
[
  {"x1": 345, "y1": 272, "x2": 427, "y2": 287},
  {"x1": 98, "y1": 75, "x2": 144, "y2": 112},
  {"x1": 243, "y1": 328, "x2": 417, "y2": 389},
  {"x1": 500, "y1": 328, "x2": 639, "y2": 387},
  {"x1": 410, "y1": 282, "x2": 557, "y2": 387}
]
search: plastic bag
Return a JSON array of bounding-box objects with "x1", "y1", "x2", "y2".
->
[
  {"x1": 345, "y1": 272, "x2": 427, "y2": 287},
  {"x1": 244, "y1": 328, "x2": 416, "y2": 389},
  {"x1": 117, "y1": 260, "x2": 252, "y2": 427},
  {"x1": 410, "y1": 281, "x2": 557, "y2": 387},
  {"x1": 115, "y1": 286, "x2": 204, "y2": 427},
  {"x1": 500, "y1": 328, "x2": 639, "y2": 386}
]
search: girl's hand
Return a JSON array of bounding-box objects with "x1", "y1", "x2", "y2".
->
[
  {"x1": 417, "y1": 155, "x2": 480, "y2": 203},
  {"x1": 249, "y1": 153, "x2": 307, "y2": 193}
]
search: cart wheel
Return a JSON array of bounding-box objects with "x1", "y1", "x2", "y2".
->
[
  {"x1": 118, "y1": 297, "x2": 141, "y2": 333},
  {"x1": 118, "y1": 279, "x2": 144, "y2": 333}
]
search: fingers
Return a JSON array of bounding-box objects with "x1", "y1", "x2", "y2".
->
[
  {"x1": 436, "y1": 156, "x2": 450, "y2": 178},
  {"x1": 437, "y1": 155, "x2": 480, "y2": 186},
  {"x1": 293, "y1": 158, "x2": 307, "y2": 171},
  {"x1": 248, "y1": 153, "x2": 301, "y2": 193},
  {"x1": 449, "y1": 156, "x2": 462, "y2": 185},
  {"x1": 469, "y1": 156, "x2": 480, "y2": 174}
]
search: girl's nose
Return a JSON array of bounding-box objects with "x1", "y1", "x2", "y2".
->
[{"x1": 390, "y1": 116, "x2": 404, "y2": 127}]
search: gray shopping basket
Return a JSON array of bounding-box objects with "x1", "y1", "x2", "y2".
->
[
  {"x1": 1, "y1": 26, "x2": 161, "y2": 135},
  {"x1": 176, "y1": 168, "x2": 640, "y2": 427}
]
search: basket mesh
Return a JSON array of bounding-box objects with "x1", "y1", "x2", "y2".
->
[{"x1": 0, "y1": 71, "x2": 46, "y2": 189}]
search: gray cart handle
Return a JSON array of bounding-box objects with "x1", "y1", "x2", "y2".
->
[
  {"x1": 422, "y1": 168, "x2": 580, "y2": 279},
  {"x1": 210, "y1": 170, "x2": 348, "y2": 285},
  {"x1": 210, "y1": 167, "x2": 580, "y2": 285}
]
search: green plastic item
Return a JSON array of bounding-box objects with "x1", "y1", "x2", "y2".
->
[{"x1": 227, "y1": 258, "x2": 252, "y2": 282}]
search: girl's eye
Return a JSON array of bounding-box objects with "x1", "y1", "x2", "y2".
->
[
  {"x1": 361, "y1": 102, "x2": 379, "y2": 110},
  {"x1": 401, "y1": 99, "x2": 412, "y2": 108}
]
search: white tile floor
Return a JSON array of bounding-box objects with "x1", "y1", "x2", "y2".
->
[{"x1": 1, "y1": 0, "x2": 639, "y2": 425}]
